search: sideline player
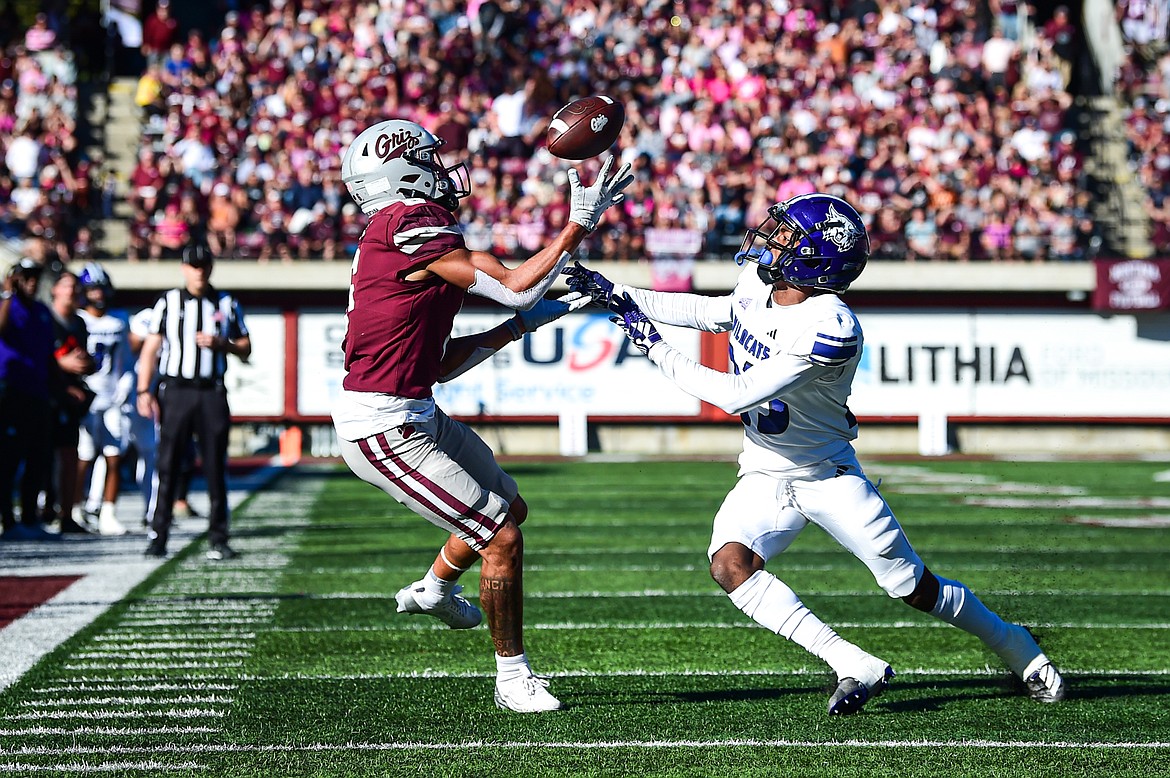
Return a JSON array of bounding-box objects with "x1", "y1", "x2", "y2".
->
[
  {"x1": 567, "y1": 193, "x2": 1065, "y2": 714},
  {"x1": 332, "y1": 119, "x2": 630, "y2": 713},
  {"x1": 46, "y1": 269, "x2": 96, "y2": 532},
  {"x1": 124, "y1": 306, "x2": 159, "y2": 526},
  {"x1": 76, "y1": 263, "x2": 129, "y2": 536}
]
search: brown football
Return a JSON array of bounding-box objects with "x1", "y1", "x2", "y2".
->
[{"x1": 547, "y1": 95, "x2": 625, "y2": 160}]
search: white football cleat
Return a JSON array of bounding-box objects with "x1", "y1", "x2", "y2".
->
[
  {"x1": 1024, "y1": 661, "x2": 1066, "y2": 703},
  {"x1": 73, "y1": 506, "x2": 99, "y2": 533},
  {"x1": 828, "y1": 655, "x2": 895, "y2": 716},
  {"x1": 98, "y1": 504, "x2": 128, "y2": 536},
  {"x1": 494, "y1": 674, "x2": 563, "y2": 713},
  {"x1": 394, "y1": 581, "x2": 482, "y2": 629},
  {"x1": 992, "y1": 624, "x2": 1065, "y2": 702}
]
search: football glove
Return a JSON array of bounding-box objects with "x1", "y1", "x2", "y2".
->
[
  {"x1": 563, "y1": 261, "x2": 615, "y2": 307},
  {"x1": 513, "y1": 291, "x2": 590, "y2": 338},
  {"x1": 567, "y1": 155, "x2": 634, "y2": 231},
  {"x1": 608, "y1": 292, "x2": 662, "y2": 356}
]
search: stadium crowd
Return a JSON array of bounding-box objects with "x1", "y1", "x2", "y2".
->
[
  {"x1": 0, "y1": 7, "x2": 106, "y2": 267},
  {"x1": 0, "y1": 1, "x2": 1167, "y2": 264},
  {"x1": 1115, "y1": 0, "x2": 1170, "y2": 255},
  {"x1": 120, "y1": 0, "x2": 1098, "y2": 263}
]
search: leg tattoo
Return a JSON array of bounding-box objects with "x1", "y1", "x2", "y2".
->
[{"x1": 481, "y1": 575, "x2": 523, "y2": 656}]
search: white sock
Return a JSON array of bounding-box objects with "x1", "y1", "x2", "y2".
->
[
  {"x1": 929, "y1": 576, "x2": 1010, "y2": 649},
  {"x1": 413, "y1": 567, "x2": 457, "y2": 609},
  {"x1": 728, "y1": 570, "x2": 860, "y2": 678},
  {"x1": 495, "y1": 652, "x2": 531, "y2": 682}
]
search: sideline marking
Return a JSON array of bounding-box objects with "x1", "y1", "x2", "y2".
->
[
  {"x1": 0, "y1": 471, "x2": 277, "y2": 693},
  {"x1": 0, "y1": 576, "x2": 82, "y2": 629}
]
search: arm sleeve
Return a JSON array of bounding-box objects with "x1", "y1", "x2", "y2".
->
[
  {"x1": 617, "y1": 285, "x2": 734, "y2": 333},
  {"x1": 467, "y1": 251, "x2": 573, "y2": 311},
  {"x1": 646, "y1": 341, "x2": 822, "y2": 416},
  {"x1": 438, "y1": 346, "x2": 497, "y2": 382}
]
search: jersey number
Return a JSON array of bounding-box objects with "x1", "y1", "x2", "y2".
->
[
  {"x1": 91, "y1": 341, "x2": 117, "y2": 373},
  {"x1": 729, "y1": 345, "x2": 790, "y2": 435}
]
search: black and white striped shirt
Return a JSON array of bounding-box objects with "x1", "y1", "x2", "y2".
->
[{"x1": 149, "y1": 287, "x2": 248, "y2": 382}]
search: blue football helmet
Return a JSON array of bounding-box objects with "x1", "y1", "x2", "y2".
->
[
  {"x1": 735, "y1": 193, "x2": 870, "y2": 292},
  {"x1": 79, "y1": 262, "x2": 114, "y2": 309},
  {"x1": 79, "y1": 262, "x2": 113, "y2": 293}
]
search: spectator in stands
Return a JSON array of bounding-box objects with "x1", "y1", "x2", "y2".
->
[
  {"x1": 1013, "y1": 203, "x2": 1048, "y2": 263},
  {"x1": 1042, "y1": 6, "x2": 1076, "y2": 87},
  {"x1": 981, "y1": 192, "x2": 1015, "y2": 262},
  {"x1": 904, "y1": 206, "x2": 939, "y2": 262},
  {"x1": 206, "y1": 182, "x2": 240, "y2": 258},
  {"x1": 152, "y1": 201, "x2": 192, "y2": 260},
  {"x1": 295, "y1": 203, "x2": 338, "y2": 261},
  {"x1": 142, "y1": 0, "x2": 179, "y2": 65},
  {"x1": 24, "y1": 13, "x2": 57, "y2": 52}
]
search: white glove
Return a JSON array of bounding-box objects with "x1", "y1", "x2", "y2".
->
[
  {"x1": 513, "y1": 292, "x2": 590, "y2": 337},
  {"x1": 567, "y1": 155, "x2": 634, "y2": 231}
]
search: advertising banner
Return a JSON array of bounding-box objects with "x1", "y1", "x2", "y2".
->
[
  {"x1": 274, "y1": 309, "x2": 1170, "y2": 421},
  {"x1": 223, "y1": 309, "x2": 284, "y2": 417},
  {"x1": 295, "y1": 310, "x2": 702, "y2": 418},
  {"x1": 853, "y1": 311, "x2": 1170, "y2": 417}
]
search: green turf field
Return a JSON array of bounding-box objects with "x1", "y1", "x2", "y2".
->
[{"x1": 2, "y1": 458, "x2": 1169, "y2": 776}]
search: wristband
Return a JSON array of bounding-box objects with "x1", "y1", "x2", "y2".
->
[
  {"x1": 0, "y1": 291, "x2": 12, "y2": 301},
  {"x1": 504, "y1": 318, "x2": 523, "y2": 342},
  {"x1": 137, "y1": 389, "x2": 151, "y2": 395}
]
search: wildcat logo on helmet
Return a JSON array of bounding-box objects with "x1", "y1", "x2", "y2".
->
[
  {"x1": 373, "y1": 129, "x2": 420, "y2": 160},
  {"x1": 819, "y1": 204, "x2": 863, "y2": 251}
]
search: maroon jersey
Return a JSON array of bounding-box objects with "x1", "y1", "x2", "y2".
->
[{"x1": 342, "y1": 200, "x2": 467, "y2": 398}]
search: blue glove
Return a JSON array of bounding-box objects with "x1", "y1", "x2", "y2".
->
[
  {"x1": 512, "y1": 292, "x2": 589, "y2": 338},
  {"x1": 608, "y1": 292, "x2": 662, "y2": 356},
  {"x1": 563, "y1": 261, "x2": 615, "y2": 307}
]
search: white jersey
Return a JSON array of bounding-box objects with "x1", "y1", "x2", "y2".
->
[
  {"x1": 128, "y1": 307, "x2": 154, "y2": 341},
  {"x1": 78, "y1": 309, "x2": 129, "y2": 411},
  {"x1": 626, "y1": 266, "x2": 861, "y2": 477}
]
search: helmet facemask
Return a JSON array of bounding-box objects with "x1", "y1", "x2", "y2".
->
[
  {"x1": 405, "y1": 142, "x2": 470, "y2": 212},
  {"x1": 735, "y1": 207, "x2": 807, "y2": 285},
  {"x1": 734, "y1": 196, "x2": 869, "y2": 292}
]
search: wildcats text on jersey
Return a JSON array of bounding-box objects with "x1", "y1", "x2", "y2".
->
[{"x1": 730, "y1": 312, "x2": 771, "y2": 362}]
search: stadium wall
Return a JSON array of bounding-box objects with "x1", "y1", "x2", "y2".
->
[{"x1": 105, "y1": 260, "x2": 1170, "y2": 457}]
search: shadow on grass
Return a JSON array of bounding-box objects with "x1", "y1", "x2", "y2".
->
[{"x1": 625, "y1": 674, "x2": 1170, "y2": 713}]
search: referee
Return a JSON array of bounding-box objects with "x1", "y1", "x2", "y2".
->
[{"x1": 136, "y1": 245, "x2": 251, "y2": 560}]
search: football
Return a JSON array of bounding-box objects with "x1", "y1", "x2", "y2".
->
[{"x1": 547, "y1": 95, "x2": 625, "y2": 160}]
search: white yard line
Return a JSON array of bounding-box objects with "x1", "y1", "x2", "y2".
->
[
  {"x1": 300, "y1": 666, "x2": 1170, "y2": 679},
  {"x1": 3, "y1": 739, "x2": 1168, "y2": 758},
  {"x1": 0, "y1": 760, "x2": 203, "y2": 773},
  {"x1": 264, "y1": 620, "x2": 1170, "y2": 633},
  {"x1": 0, "y1": 726, "x2": 216, "y2": 736}
]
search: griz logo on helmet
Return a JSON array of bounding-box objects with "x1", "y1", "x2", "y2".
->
[
  {"x1": 819, "y1": 204, "x2": 864, "y2": 252},
  {"x1": 374, "y1": 129, "x2": 421, "y2": 161}
]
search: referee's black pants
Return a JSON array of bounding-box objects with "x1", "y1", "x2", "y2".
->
[{"x1": 151, "y1": 382, "x2": 231, "y2": 548}]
